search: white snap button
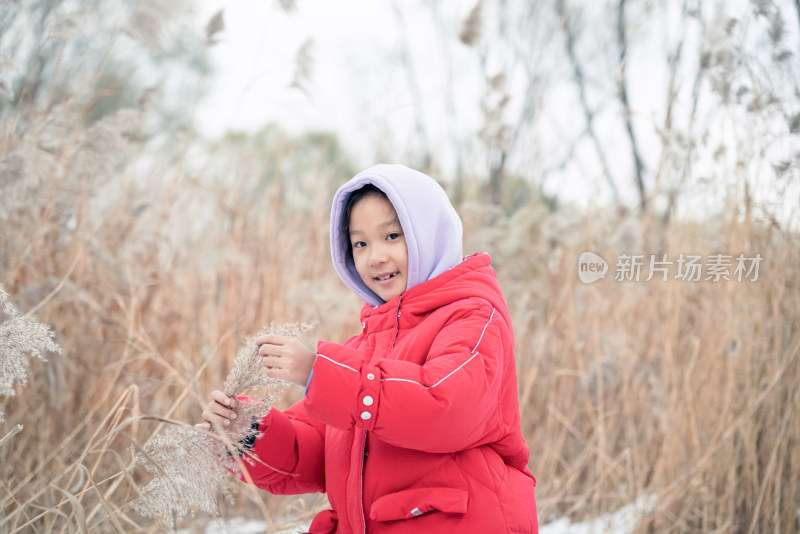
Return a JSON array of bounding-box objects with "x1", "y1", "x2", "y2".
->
[
  {"x1": 366, "y1": 373, "x2": 375, "y2": 380},
  {"x1": 360, "y1": 411, "x2": 372, "y2": 420},
  {"x1": 362, "y1": 395, "x2": 374, "y2": 406}
]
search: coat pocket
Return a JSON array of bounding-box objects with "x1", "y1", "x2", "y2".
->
[{"x1": 369, "y1": 487, "x2": 468, "y2": 521}]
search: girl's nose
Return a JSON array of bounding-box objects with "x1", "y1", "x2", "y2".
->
[{"x1": 369, "y1": 244, "x2": 388, "y2": 266}]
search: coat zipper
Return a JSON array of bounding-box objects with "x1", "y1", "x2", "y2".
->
[
  {"x1": 361, "y1": 296, "x2": 401, "y2": 532},
  {"x1": 389, "y1": 295, "x2": 402, "y2": 350},
  {"x1": 359, "y1": 430, "x2": 367, "y2": 533}
]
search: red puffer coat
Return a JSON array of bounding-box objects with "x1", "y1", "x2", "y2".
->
[{"x1": 241, "y1": 253, "x2": 538, "y2": 533}]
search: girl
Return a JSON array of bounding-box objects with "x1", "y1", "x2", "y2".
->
[{"x1": 200, "y1": 164, "x2": 538, "y2": 533}]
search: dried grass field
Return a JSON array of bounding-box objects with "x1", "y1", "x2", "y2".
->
[
  {"x1": 1, "y1": 102, "x2": 798, "y2": 533},
  {"x1": 3, "y1": 0, "x2": 800, "y2": 531}
]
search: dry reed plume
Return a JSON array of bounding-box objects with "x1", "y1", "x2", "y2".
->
[
  {"x1": 0, "y1": 283, "x2": 62, "y2": 426},
  {"x1": 2, "y1": 132, "x2": 797, "y2": 532},
  {"x1": 133, "y1": 322, "x2": 313, "y2": 524},
  {"x1": 2, "y1": 105, "x2": 797, "y2": 530},
  {"x1": 462, "y1": 201, "x2": 800, "y2": 532},
  {"x1": 2, "y1": 2, "x2": 799, "y2": 530}
]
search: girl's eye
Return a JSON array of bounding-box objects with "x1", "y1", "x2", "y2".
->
[
  {"x1": 353, "y1": 241, "x2": 366, "y2": 249},
  {"x1": 386, "y1": 232, "x2": 401, "y2": 241}
]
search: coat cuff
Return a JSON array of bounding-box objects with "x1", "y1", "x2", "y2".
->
[
  {"x1": 305, "y1": 341, "x2": 381, "y2": 432},
  {"x1": 246, "y1": 408, "x2": 298, "y2": 473}
]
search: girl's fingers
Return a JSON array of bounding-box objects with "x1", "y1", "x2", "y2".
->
[
  {"x1": 210, "y1": 402, "x2": 237, "y2": 420},
  {"x1": 261, "y1": 355, "x2": 283, "y2": 369},
  {"x1": 258, "y1": 343, "x2": 284, "y2": 357},
  {"x1": 202, "y1": 409, "x2": 234, "y2": 427},
  {"x1": 200, "y1": 410, "x2": 216, "y2": 424},
  {"x1": 255, "y1": 334, "x2": 286, "y2": 346},
  {"x1": 210, "y1": 389, "x2": 237, "y2": 408},
  {"x1": 199, "y1": 390, "x2": 241, "y2": 431},
  {"x1": 202, "y1": 390, "x2": 239, "y2": 423},
  {"x1": 210, "y1": 392, "x2": 240, "y2": 417}
]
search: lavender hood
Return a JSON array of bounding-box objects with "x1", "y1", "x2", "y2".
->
[{"x1": 330, "y1": 164, "x2": 463, "y2": 306}]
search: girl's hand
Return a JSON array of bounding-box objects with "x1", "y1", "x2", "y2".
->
[
  {"x1": 256, "y1": 334, "x2": 316, "y2": 387},
  {"x1": 196, "y1": 390, "x2": 240, "y2": 431}
]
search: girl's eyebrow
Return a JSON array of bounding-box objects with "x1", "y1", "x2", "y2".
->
[
  {"x1": 379, "y1": 217, "x2": 401, "y2": 228},
  {"x1": 349, "y1": 218, "x2": 401, "y2": 235}
]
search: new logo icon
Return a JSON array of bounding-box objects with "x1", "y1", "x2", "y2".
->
[{"x1": 578, "y1": 252, "x2": 608, "y2": 283}]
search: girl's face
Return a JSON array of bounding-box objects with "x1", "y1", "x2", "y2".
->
[{"x1": 348, "y1": 194, "x2": 408, "y2": 302}]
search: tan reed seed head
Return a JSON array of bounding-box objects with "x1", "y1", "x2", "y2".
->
[
  {"x1": 132, "y1": 426, "x2": 231, "y2": 521},
  {"x1": 0, "y1": 283, "x2": 63, "y2": 424},
  {"x1": 459, "y1": 0, "x2": 483, "y2": 47},
  {"x1": 133, "y1": 321, "x2": 314, "y2": 523},
  {"x1": 224, "y1": 321, "x2": 314, "y2": 398}
]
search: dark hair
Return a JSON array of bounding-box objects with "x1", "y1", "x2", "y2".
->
[{"x1": 341, "y1": 183, "x2": 389, "y2": 257}]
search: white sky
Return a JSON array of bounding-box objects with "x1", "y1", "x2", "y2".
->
[
  {"x1": 192, "y1": 0, "x2": 800, "y2": 226},
  {"x1": 194, "y1": 1, "x2": 427, "y2": 164},
  {"x1": 192, "y1": 0, "x2": 618, "y2": 209}
]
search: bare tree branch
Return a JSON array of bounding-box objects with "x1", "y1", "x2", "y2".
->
[
  {"x1": 489, "y1": 0, "x2": 510, "y2": 206},
  {"x1": 617, "y1": 0, "x2": 647, "y2": 213},
  {"x1": 652, "y1": 0, "x2": 687, "y2": 224},
  {"x1": 556, "y1": 0, "x2": 621, "y2": 207},
  {"x1": 392, "y1": 1, "x2": 432, "y2": 170},
  {"x1": 431, "y1": 0, "x2": 465, "y2": 200},
  {"x1": 506, "y1": 3, "x2": 549, "y2": 192},
  {"x1": 795, "y1": 0, "x2": 800, "y2": 44},
  {"x1": 667, "y1": 0, "x2": 706, "y2": 224}
]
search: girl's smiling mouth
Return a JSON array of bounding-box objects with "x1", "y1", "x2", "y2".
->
[{"x1": 375, "y1": 272, "x2": 399, "y2": 282}]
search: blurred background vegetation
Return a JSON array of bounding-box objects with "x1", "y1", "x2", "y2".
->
[{"x1": 1, "y1": 0, "x2": 799, "y2": 532}]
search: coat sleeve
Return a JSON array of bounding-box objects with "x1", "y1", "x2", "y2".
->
[
  {"x1": 238, "y1": 399, "x2": 326, "y2": 495},
  {"x1": 304, "y1": 299, "x2": 510, "y2": 453}
]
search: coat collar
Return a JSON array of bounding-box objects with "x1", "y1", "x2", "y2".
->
[{"x1": 358, "y1": 253, "x2": 495, "y2": 333}]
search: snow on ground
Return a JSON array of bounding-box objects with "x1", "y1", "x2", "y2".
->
[
  {"x1": 540, "y1": 495, "x2": 656, "y2": 534},
  {"x1": 176, "y1": 517, "x2": 308, "y2": 534},
  {"x1": 178, "y1": 495, "x2": 655, "y2": 533}
]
